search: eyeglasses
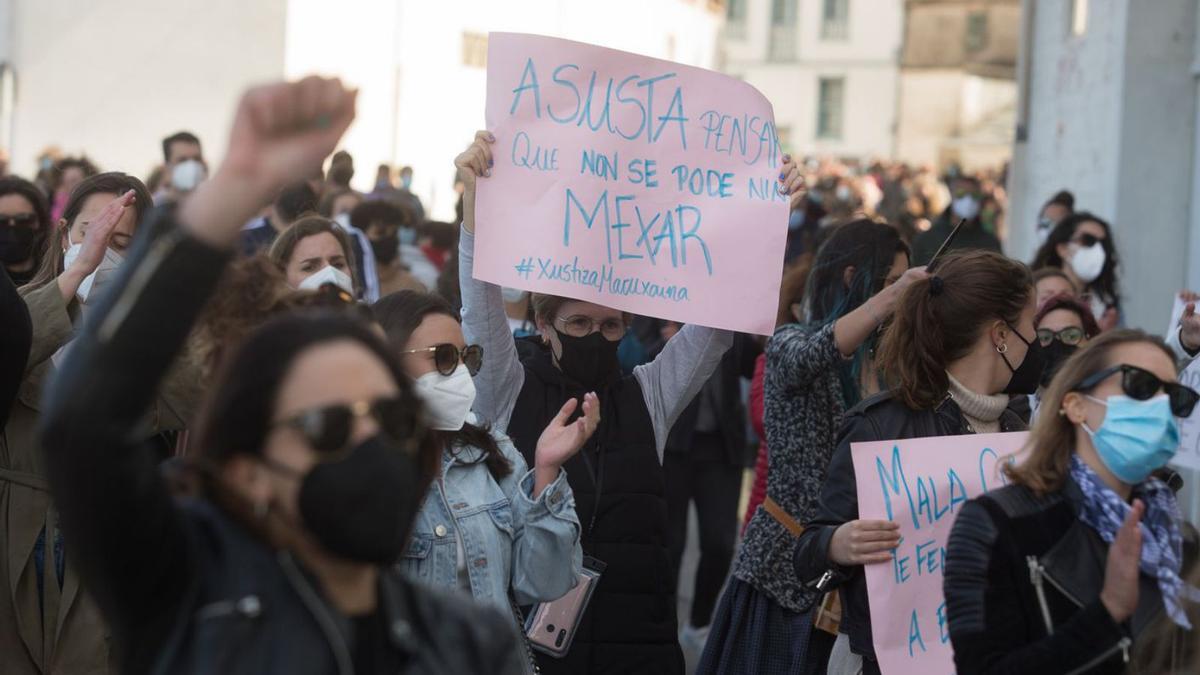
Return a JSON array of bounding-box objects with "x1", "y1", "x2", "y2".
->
[
  {"x1": 0, "y1": 213, "x2": 37, "y2": 228},
  {"x1": 1037, "y1": 326, "x2": 1086, "y2": 347},
  {"x1": 1074, "y1": 364, "x2": 1200, "y2": 417},
  {"x1": 400, "y1": 343, "x2": 483, "y2": 376},
  {"x1": 1071, "y1": 233, "x2": 1104, "y2": 248},
  {"x1": 555, "y1": 315, "x2": 627, "y2": 341},
  {"x1": 274, "y1": 396, "x2": 418, "y2": 456}
]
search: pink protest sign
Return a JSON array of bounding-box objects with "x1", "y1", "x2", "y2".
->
[
  {"x1": 475, "y1": 33, "x2": 789, "y2": 335},
  {"x1": 852, "y1": 432, "x2": 1029, "y2": 674}
]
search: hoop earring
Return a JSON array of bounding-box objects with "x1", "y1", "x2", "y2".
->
[{"x1": 996, "y1": 343, "x2": 1009, "y2": 354}]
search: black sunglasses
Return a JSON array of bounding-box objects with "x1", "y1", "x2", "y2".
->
[
  {"x1": 275, "y1": 396, "x2": 418, "y2": 456},
  {"x1": 401, "y1": 343, "x2": 483, "y2": 377},
  {"x1": 0, "y1": 213, "x2": 38, "y2": 228},
  {"x1": 1074, "y1": 364, "x2": 1200, "y2": 417},
  {"x1": 1071, "y1": 233, "x2": 1104, "y2": 248}
]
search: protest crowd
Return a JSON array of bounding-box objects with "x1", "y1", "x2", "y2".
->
[{"x1": 2, "y1": 59, "x2": 1200, "y2": 675}]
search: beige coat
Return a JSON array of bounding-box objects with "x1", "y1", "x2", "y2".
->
[{"x1": 0, "y1": 282, "x2": 202, "y2": 674}]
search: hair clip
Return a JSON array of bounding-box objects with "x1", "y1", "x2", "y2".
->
[{"x1": 929, "y1": 276, "x2": 945, "y2": 297}]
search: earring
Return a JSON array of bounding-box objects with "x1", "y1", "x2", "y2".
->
[{"x1": 996, "y1": 343, "x2": 1009, "y2": 354}]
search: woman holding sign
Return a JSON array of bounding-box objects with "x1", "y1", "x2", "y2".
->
[
  {"x1": 700, "y1": 219, "x2": 926, "y2": 675},
  {"x1": 795, "y1": 250, "x2": 1040, "y2": 675},
  {"x1": 455, "y1": 131, "x2": 803, "y2": 675},
  {"x1": 945, "y1": 329, "x2": 1200, "y2": 674}
]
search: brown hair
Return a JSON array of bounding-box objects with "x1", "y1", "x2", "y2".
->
[
  {"x1": 24, "y1": 172, "x2": 153, "y2": 291},
  {"x1": 877, "y1": 250, "x2": 1033, "y2": 410},
  {"x1": 317, "y1": 187, "x2": 361, "y2": 219},
  {"x1": 267, "y1": 216, "x2": 358, "y2": 290},
  {"x1": 1035, "y1": 292, "x2": 1100, "y2": 338},
  {"x1": 1032, "y1": 266, "x2": 1076, "y2": 293},
  {"x1": 191, "y1": 255, "x2": 307, "y2": 377},
  {"x1": 1005, "y1": 329, "x2": 1177, "y2": 494}
]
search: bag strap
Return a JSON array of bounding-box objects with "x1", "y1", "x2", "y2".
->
[
  {"x1": 508, "y1": 595, "x2": 541, "y2": 675},
  {"x1": 763, "y1": 496, "x2": 804, "y2": 537}
]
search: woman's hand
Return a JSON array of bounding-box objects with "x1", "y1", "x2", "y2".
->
[
  {"x1": 777, "y1": 155, "x2": 807, "y2": 212},
  {"x1": 828, "y1": 519, "x2": 901, "y2": 566},
  {"x1": 1181, "y1": 300, "x2": 1200, "y2": 353},
  {"x1": 57, "y1": 190, "x2": 135, "y2": 302},
  {"x1": 531, "y1": 393, "x2": 600, "y2": 498},
  {"x1": 1100, "y1": 499, "x2": 1143, "y2": 623},
  {"x1": 180, "y1": 77, "x2": 357, "y2": 248},
  {"x1": 454, "y1": 131, "x2": 495, "y2": 234}
]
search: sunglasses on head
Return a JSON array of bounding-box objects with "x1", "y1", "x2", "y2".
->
[
  {"x1": 401, "y1": 343, "x2": 483, "y2": 377},
  {"x1": 1071, "y1": 233, "x2": 1104, "y2": 248},
  {"x1": 274, "y1": 396, "x2": 418, "y2": 456},
  {"x1": 1074, "y1": 364, "x2": 1200, "y2": 417},
  {"x1": 0, "y1": 213, "x2": 37, "y2": 228},
  {"x1": 1037, "y1": 326, "x2": 1085, "y2": 347}
]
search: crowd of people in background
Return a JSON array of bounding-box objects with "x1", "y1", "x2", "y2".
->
[{"x1": 2, "y1": 74, "x2": 1200, "y2": 675}]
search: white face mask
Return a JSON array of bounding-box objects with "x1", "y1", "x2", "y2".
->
[
  {"x1": 62, "y1": 243, "x2": 123, "y2": 303},
  {"x1": 501, "y1": 287, "x2": 528, "y2": 304},
  {"x1": 298, "y1": 264, "x2": 354, "y2": 294},
  {"x1": 412, "y1": 364, "x2": 477, "y2": 431},
  {"x1": 951, "y1": 195, "x2": 980, "y2": 221},
  {"x1": 333, "y1": 212, "x2": 352, "y2": 230},
  {"x1": 1070, "y1": 243, "x2": 1107, "y2": 284},
  {"x1": 170, "y1": 159, "x2": 207, "y2": 193}
]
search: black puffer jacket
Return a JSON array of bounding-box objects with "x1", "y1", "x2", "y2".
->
[
  {"x1": 793, "y1": 391, "x2": 1026, "y2": 671},
  {"x1": 945, "y1": 479, "x2": 1170, "y2": 675},
  {"x1": 39, "y1": 209, "x2": 524, "y2": 675}
]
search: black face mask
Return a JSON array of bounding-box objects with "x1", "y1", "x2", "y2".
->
[
  {"x1": 555, "y1": 330, "x2": 620, "y2": 390},
  {"x1": 0, "y1": 222, "x2": 36, "y2": 265},
  {"x1": 370, "y1": 234, "x2": 400, "y2": 265},
  {"x1": 1039, "y1": 341, "x2": 1078, "y2": 389},
  {"x1": 296, "y1": 435, "x2": 423, "y2": 565},
  {"x1": 1000, "y1": 323, "x2": 1047, "y2": 396}
]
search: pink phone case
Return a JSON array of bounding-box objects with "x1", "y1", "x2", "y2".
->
[{"x1": 525, "y1": 566, "x2": 601, "y2": 657}]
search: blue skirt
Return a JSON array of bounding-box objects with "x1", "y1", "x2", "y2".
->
[{"x1": 697, "y1": 577, "x2": 833, "y2": 675}]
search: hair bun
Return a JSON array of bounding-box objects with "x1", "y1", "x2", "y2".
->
[{"x1": 929, "y1": 276, "x2": 945, "y2": 297}]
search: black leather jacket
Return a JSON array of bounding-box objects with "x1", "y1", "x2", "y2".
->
[
  {"x1": 793, "y1": 391, "x2": 1026, "y2": 667},
  {"x1": 38, "y1": 209, "x2": 525, "y2": 675},
  {"x1": 945, "y1": 480, "x2": 1168, "y2": 674}
]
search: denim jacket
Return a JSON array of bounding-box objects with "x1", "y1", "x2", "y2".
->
[{"x1": 400, "y1": 430, "x2": 582, "y2": 617}]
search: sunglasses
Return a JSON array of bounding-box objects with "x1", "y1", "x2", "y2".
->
[
  {"x1": 0, "y1": 213, "x2": 38, "y2": 228},
  {"x1": 1074, "y1": 364, "x2": 1200, "y2": 417},
  {"x1": 274, "y1": 396, "x2": 418, "y2": 456},
  {"x1": 401, "y1": 343, "x2": 483, "y2": 376},
  {"x1": 1037, "y1": 327, "x2": 1086, "y2": 347},
  {"x1": 1071, "y1": 233, "x2": 1104, "y2": 248}
]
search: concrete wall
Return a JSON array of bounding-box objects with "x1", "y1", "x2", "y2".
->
[
  {"x1": 721, "y1": 0, "x2": 903, "y2": 159},
  {"x1": 1008, "y1": 0, "x2": 1195, "y2": 333},
  {"x1": 6, "y1": 0, "x2": 288, "y2": 178}
]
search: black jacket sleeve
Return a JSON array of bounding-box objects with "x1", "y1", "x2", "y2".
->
[
  {"x1": 945, "y1": 499, "x2": 1127, "y2": 674},
  {"x1": 39, "y1": 209, "x2": 231, "y2": 651},
  {"x1": 793, "y1": 409, "x2": 878, "y2": 587},
  {"x1": 0, "y1": 266, "x2": 32, "y2": 430}
]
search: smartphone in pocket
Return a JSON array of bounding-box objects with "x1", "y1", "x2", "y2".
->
[{"x1": 524, "y1": 556, "x2": 606, "y2": 658}]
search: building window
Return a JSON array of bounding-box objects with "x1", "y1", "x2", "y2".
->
[
  {"x1": 816, "y1": 77, "x2": 844, "y2": 140},
  {"x1": 726, "y1": 0, "x2": 748, "y2": 38},
  {"x1": 965, "y1": 11, "x2": 988, "y2": 52},
  {"x1": 462, "y1": 32, "x2": 488, "y2": 68},
  {"x1": 1070, "y1": 0, "x2": 1089, "y2": 36},
  {"x1": 769, "y1": 0, "x2": 798, "y2": 61},
  {"x1": 821, "y1": 0, "x2": 849, "y2": 41}
]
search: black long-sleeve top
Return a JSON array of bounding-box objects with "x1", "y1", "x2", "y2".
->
[{"x1": 1, "y1": 266, "x2": 32, "y2": 431}]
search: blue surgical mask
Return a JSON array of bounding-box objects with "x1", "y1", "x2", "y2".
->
[
  {"x1": 399, "y1": 227, "x2": 417, "y2": 246},
  {"x1": 1082, "y1": 394, "x2": 1179, "y2": 484}
]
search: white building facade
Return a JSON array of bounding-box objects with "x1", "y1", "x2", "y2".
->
[
  {"x1": 718, "y1": 0, "x2": 904, "y2": 159},
  {"x1": 0, "y1": 0, "x2": 723, "y2": 220}
]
